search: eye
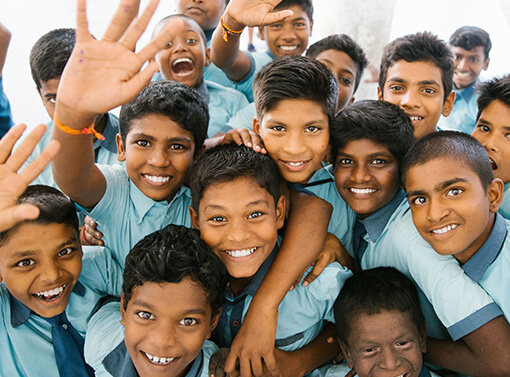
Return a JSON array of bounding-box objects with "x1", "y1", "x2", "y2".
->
[
  {"x1": 165, "y1": 41, "x2": 173, "y2": 48},
  {"x1": 361, "y1": 347, "x2": 377, "y2": 356},
  {"x1": 423, "y1": 88, "x2": 436, "y2": 94},
  {"x1": 48, "y1": 97, "x2": 57, "y2": 104},
  {"x1": 371, "y1": 159, "x2": 385, "y2": 165},
  {"x1": 389, "y1": 85, "x2": 404, "y2": 92},
  {"x1": 412, "y1": 196, "x2": 427, "y2": 205},
  {"x1": 137, "y1": 311, "x2": 154, "y2": 320},
  {"x1": 210, "y1": 216, "x2": 226, "y2": 223},
  {"x1": 396, "y1": 340, "x2": 411, "y2": 348},
  {"x1": 338, "y1": 158, "x2": 353, "y2": 166},
  {"x1": 470, "y1": 57, "x2": 479, "y2": 63},
  {"x1": 248, "y1": 211, "x2": 263, "y2": 219},
  {"x1": 179, "y1": 318, "x2": 198, "y2": 326},
  {"x1": 340, "y1": 77, "x2": 352, "y2": 85},
  {"x1": 447, "y1": 188, "x2": 463, "y2": 197},
  {"x1": 186, "y1": 38, "x2": 198, "y2": 44},
  {"x1": 305, "y1": 125, "x2": 320, "y2": 133},
  {"x1": 17, "y1": 259, "x2": 35, "y2": 268},
  {"x1": 136, "y1": 140, "x2": 151, "y2": 147},
  {"x1": 169, "y1": 143, "x2": 185, "y2": 151},
  {"x1": 295, "y1": 22, "x2": 306, "y2": 27},
  {"x1": 57, "y1": 248, "x2": 73, "y2": 257},
  {"x1": 477, "y1": 124, "x2": 490, "y2": 133},
  {"x1": 270, "y1": 23, "x2": 282, "y2": 29},
  {"x1": 270, "y1": 125, "x2": 285, "y2": 132}
]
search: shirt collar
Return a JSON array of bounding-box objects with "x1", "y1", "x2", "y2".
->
[
  {"x1": 455, "y1": 79, "x2": 478, "y2": 103},
  {"x1": 196, "y1": 81, "x2": 210, "y2": 105},
  {"x1": 418, "y1": 364, "x2": 432, "y2": 377},
  {"x1": 10, "y1": 281, "x2": 85, "y2": 328},
  {"x1": 93, "y1": 113, "x2": 119, "y2": 155},
  {"x1": 462, "y1": 213, "x2": 507, "y2": 282},
  {"x1": 204, "y1": 28, "x2": 214, "y2": 43},
  {"x1": 360, "y1": 190, "x2": 406, "y2": 242}
]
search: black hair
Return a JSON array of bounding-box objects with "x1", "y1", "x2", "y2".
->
[
  {"x1": 274, "y1": 0, "x2": 313, "y2": 21},
  {"x1": 30, "y1": 28, "x2": 76, "y2": 91},
  {"x1": 189, "y1": 144, "x2": 281, "y2": 213},
  {"x1": 379, "y1": 31, "x2": 454, "y2": 103},
  {"x1": 334, "y1": 267, "x2": 425, "y2": 346},
  {"x1": 306, "y1": 34, "x2": 368, "y2": 93},
  {"x1": 449, "y1": 26, "x2": 492, "y2": 60},
  {"x1": 401, "y1": 131, "x2": 493, "y2": 190},
  {"x1": 0, "y1": 185, "x2": 79, "y2": 247},
  {"x1": 152, "y1": 14, "x2": 207, "y2": 47},
  {"x1": 330, "y1": 100, "x2": 414, "y2": 166},
  {"x1": 476, "y1": 74, "x2": 510, "y2": 121},
  {"x1": 119, "y1": 81, "x2": 209, "y2": 155},
  {"x1": 122, "y1": 224, "x2": 228, "y2": 316},
  {"x1": 253, "y1": 55, "x2": 338, "y2": 121}
]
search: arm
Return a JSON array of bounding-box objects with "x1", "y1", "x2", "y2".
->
[
  {"x1": 0, "y1": 22, "x2": 11, "y2": 75},
  {"x1": 224, "y1": 189, "x2": 332, "y2": 377},
  {"x1": 210, "y1": 0, "x2": 292, "y2": 81}
]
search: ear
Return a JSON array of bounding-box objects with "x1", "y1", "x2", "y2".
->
[
  {"x1": 350, "y1": 96, "x2": 355, "y2": 104},
  {"x1": 120, "y1": 292, "x2": 126, "y2": 326},
  {"x1": 194, "y1": 144, "x2": 206, "y2": 161},
  {"x1": 258, "y1": 26, "x2": 266, "y2": 41},
  {"x1": 252, "y1": 116, "x2": 260, "y2": 134},
  {"x1": 309, "y1": 19, "x2": 314, "y2": 36},
  {"x1": 189, "y1": 205, "x2": 200, "y2": 230},
  {"x1": 340, "y1": 341, "x2": 354, "y2": 369},
  {"x1": 116, "y1": 133, "x2": 126, "y2": 162},
  {"x1": 377, "y1": 86, "x2": 383, "y2": 101},
  {"x1": 207, "y1": 308, "x2": 222, "y2": 339},
  {"x1": 275, "y1": 195, "x2": 286, "y2": 230},
  {"x1": 488, "y1": 178, "x2": 504, "y2": 213},
  {"x1": 419, "y1": 324, "x2": 428, "y2": 354},
  {"x1": 483, "y1": 57, "x2": 490, "y2": 71},
  {"x1": 441, "y1": 91, "x2": 455, "y2": 117},
  {"x1": 205, "y1": 47, "x2": 211, "y2": 67}
]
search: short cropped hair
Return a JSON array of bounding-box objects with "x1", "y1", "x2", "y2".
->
[
  {"x1": 274, "y1": 0, "x2": 313, "y2": 21},
  {"x1": 476, "y1": 74, "x2": 510, "y2": 121},
  {"x1": 152, "y1": 14, "x2": 207, "y2": 47},
  {"x1": 330, "y1": 100, "x2": 414, "y2": 166},
  {"x1": 253, "y1": 56, "x2": 339, "y2": 121},
  {"x1": 306, "y1": 34, "x2": 368, "y2": 93},
  {"x1": 0, "y1": 185, "x2": 79, "y2": 247},
  {"x1": 119, "y1": 81, "x2": 209, "y2": 154},
  {"x1": 189, "y1": 144, "x2": 281, "y2": 213},
  {"x1": 122, "y1": 224, "x2": 228, "y2": 316},
  {"x1": 379, "y1": 31, "x2": 454, "y2": 103},
  {"x1": 334, "y1": 267, "x2": 425, "y2": 346},
  {"x1": 449, "y1": 26, "x2": 492, "y2": 60},
  {"x1": 30, "y1": 28, "x2": 76, "y2": 90},
  {"x1": 401, "y1": 131, "x2": 493, "y2": 190}
]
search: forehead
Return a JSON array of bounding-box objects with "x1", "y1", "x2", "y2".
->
[
  {"x1": 154, "y1": 17, "x2": 205, "y2": 42},
  {"x1": 479, "y1": 99, "x2": 510, "y2": 126},
  {"x1": 39, "y1": 78, "x2": 60, "y2": 94},
  {"x1": 316, "y1": 49, "x2": 357, "y2": 76},
  {"x1": 386, "y1": 60, "x2": 443, "y2": 88},
  {"x1": 274, "y1": 4, "x2": 311, "y2": 22},
  {"x1": 262, "y1": 98, "x2": 328, "y2": 125},
  {"x1": 451, "y1": 45, "x2": 486, "y2": 58},
  {"x1": 339, "y1": 137, "x2": 393, "y2": 157},
  {"x1": 127, "y1": 113, "x2": 193, "y2": 139}
]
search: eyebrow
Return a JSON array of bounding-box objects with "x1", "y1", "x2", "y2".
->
[
  {"x1": 131, "y1": 133, "x2": 192, "y2": 144},
  {"x1": 204, "y1": 199, "x2": 269, "y2": 211},
  {"x1": 338, "y1": 151, "x2": 393, "y2": 159},
  {"x1": 406, "y1": 177, "x2": 468, "y2": 198},
  {"x1": 7, "y1": 239, "x2": 77, "y2": 262},
  {"x1": 387, "y1": 77, "x2": 440, "y2": 87},
  {"x1": 132, "y1": 299, "x2": 155, "y2": 311},
  {"x1": 478, "y1": 118, "x2": 510, "y2": 132}
]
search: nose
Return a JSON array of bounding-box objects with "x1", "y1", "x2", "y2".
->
[
  {"x1": 280, "y1": 23, "x2": 297, "y2": 41},
  {"x1": 400, "y1": 89, "x2": 420, "y2": 109},
  {"x1": 481, "y1": 132, "x2": 499, "y2": 153},
  {"x1": 378, "y1": 348, "x2": 402, "y2": 371},
  {"x1": 457, "y1": 57, "x2": 467, "y2": 70},
  {"x1": 226, "y1": 218, "x2": 251, "y2": 243},
  {"x1": 148, "y1": 147, "x2": 170, "y2": 168},
  {"x1": 282, "y1": 132, "x2": 307, "y2": 156},
  {"x1": 172, "y1": 38, "x2": 189, "y2": 53},
  {"x1": 40, "y1": 259, "x2": 63, "y2": 282},
  {"x1": 426, "y1": 197, "x2": 449, "y2": 223},
  {"x1": 351, "y1": 164, "x2": 371, "y2": 184},
  {"x1": 151, "y1": 321, "x2": 177, "y2": 348}
]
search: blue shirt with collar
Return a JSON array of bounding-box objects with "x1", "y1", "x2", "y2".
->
[
  {"x1": 462, "y1": 213, "x2": 510, "y2": 320},
  {"x1": 88, "y1": 164, "x2": 192, "y2": 268},
  {"x1": 0, "y1": 76, "x2": 13, "y2": 138},
  {"x1": 359, "y1": 191, "x2": 502, "y2": 341},
  {"x1": 234, "y1": 50, "x2": 274, "y2": 102},
  {"x1": 0, "y1": 246, "x2": 123, "y2": 377},
  {"x1": 16, "y1": 113, "x2": 122, "y2": 188},
  {"x1": 499, "y1": 182, "x2": 510, "y2": 220},
  {"x1": 324, "y1": 362, "x2": 440, "y2": 377},
  {"x1": 439, "y1": 80, "x2": 479, "y2": 134},
  {"x1": 226, "y1": 102, "x2": 256, "y2": 130},
  {"x1": 213, "y1": 246, "x2": 352, "y2": 376}
]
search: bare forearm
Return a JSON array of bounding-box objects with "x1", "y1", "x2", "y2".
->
[{"x1": 0, "y1": 22, "x2": 11, "y2": 74}]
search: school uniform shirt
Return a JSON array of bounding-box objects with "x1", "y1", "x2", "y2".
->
[
  {"x1": 226, "y1": 102, "x2": 256, "y2": 131},
  {"x1": 0, "y1": 76, "x2": 13, "y2": 138},
  {"x1": 358, "y1": 190, "x2": 502, "y2": 341},
  {"x1": 88, "y1": 164, "x2": 192, "y2": 268},
  {"x1": 462, "y1": 213, "x2": 510, "y2": 321},
  {"x1": 233, "y1": 50, "x2": 274, "y2": 102},
  {"x1": 84, "y1": 300, "x2": 216, "y2": 377},
  {"x1": 499, "y1": 182, "x2": 510, "y2": 220},
  {"x1": 213, "y1": 246, "x2": 352, "y2": 376},
  {"x1": 0, "y1": 246, "x2": 123, "y2": 377},
  {"x1": 16, "y1": 113, "x2": 122, "y2": 188},
  {"x1": 324, "y1": 362, "x2": 440, "y2": 377},
  {"x1": 439, "y1": 80, "x2": 479, "y2": 134}
]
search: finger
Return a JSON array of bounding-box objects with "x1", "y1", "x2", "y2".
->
[
  {"x1": 121, "y1": 61, "x2": 160, "y2": 102},
  {"x1": 250, "y1": 356, "x2": 265, "y2": 377},
  {"x1": 19, "y1": 141, "x2": 60, "y2": 184},
  {"x1": 5, "y1": 124, "x2": 49, "y2": 172},
  {"x1": 103, "y1": 0, "x2": 141, "y2": 43},
  {"x1": 121, "y1": 0, "x2": 159, "y2": 51},
  {"x1": 303, "y1": 255, "x2": 329, "y2": 287},
  {"x1": 260, "y1": 9, "x2": 293, "y2": 26},
  {"x1": 261, "y1": 354, "x2": 281, "y2": 377},
  {"x1": 238, "y1": 356, "x2": 253, "y2": 377},
  {"x1": 0, "y1": 123, "x2": 27, "y2": 163},
  {"x1": 239, "y1": 130, "x2": 254, "y2": 148},
  {"x1": 0, "y1": 204, "x2": 40, "y2": 233},
  {"x1": 76, "y1": 0, "x2": 93, "y2": 43},
  {"x1": 224, "y1": 352, "x2": 240, "y2": 377}
]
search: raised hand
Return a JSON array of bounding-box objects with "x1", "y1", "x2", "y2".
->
[{"x1": 223, "y1": 0, "x2": 293, "y2": 30}]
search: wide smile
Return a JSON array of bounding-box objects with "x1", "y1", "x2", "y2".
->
[
  {"x1": 430, "y1": 223, "x2": 459, "y2": 235},
  {"x1": 142, "y1": 174, "x2": 171, "y2": 186},
  {"x1": 349, "y1": 187, "x2": 377, "y2": 195},
  {"x1": 406, "y1": 114, "x2": 424, "y2": 125},
  {"x1": 172, "y1": 57, "x2": 196, "y2": 78},
  {"x1": 278, "y1": 45, "x2": 299, "y2": 53},
  {"x1": 143, "y1": 351, "x2": 177, "y2": 366},
  {"x1": 32, "y1": 283, "x2": 68, "y2": 303},
  {"x1": 280, "y1": 159, "x2": 311, "y2": 172},
  {"x1": 489, "y1": 157, "x2": 498, "y2": 170},
  {"x1": 223, "y1": 247, "x2": 259, "y2": 258}
]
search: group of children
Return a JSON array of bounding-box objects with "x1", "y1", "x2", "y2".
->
[{"x1": 1, "y1": 0, "x2": 510, "y2": 376}]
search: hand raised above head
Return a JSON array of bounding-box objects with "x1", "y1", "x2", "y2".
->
[{"x1": 222, "y1": 0, "x2": 294, "y2": 30}]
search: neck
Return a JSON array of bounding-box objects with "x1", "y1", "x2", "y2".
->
[{"x1": 229, "y1": 276, "x2": 254, "y2": 297}]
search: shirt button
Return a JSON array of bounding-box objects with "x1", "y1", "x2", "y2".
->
[
  {"x1": 62, "y1": 324, "x2": 68, "y2": 330},
  {"x1": 233, "y1": 321, "x2": 240, "y2": 327}
]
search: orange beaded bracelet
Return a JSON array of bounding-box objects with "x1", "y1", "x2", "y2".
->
[
  {"x1": 54, "y1": 114, "x2": 105, "y2": 141},
  {"x1": 220, "y1": 15, "x2": 243, "y2": 42}
]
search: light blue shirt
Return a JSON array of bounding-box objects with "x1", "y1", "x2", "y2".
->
[
  {"x1": 0, "y1": 76, "x2": 13, "y2": 138},
  {"x1": 234, "y1": 50, "x2": 274, "y2": 102},
  {"x1": 17, "y1": 113, "x2": 122, "y2": 188},
  {"x1": 439, "y1": 80, "x2": 479, "y2": 134},
  {"x1": 84, "y1": 300, "x2": 216, "y2": 377},
  {"x1": 462, "y1": 213, "x2": 510, "y2": 321},
  {"x1": 214, "y1": 247, "x2": 352, "y2": 376},
  {"x1": 0, "y1": 246, "x2": 123, "y2": 377},
  {"x1": 499, "y1": 182, "x2": 510, "y2": 220},
  {"x1": 359, "y1": 194, "x2": 502, "y2": 341},
  {"x1": 226, "y1": 102, "x2": 256, "y2": 130},
  {"x1": 88, "y1": 164, "x2": 192, "y2": 268},
  {"x1": 325, "y1": 363, "x2": 439, "y2": 377}
]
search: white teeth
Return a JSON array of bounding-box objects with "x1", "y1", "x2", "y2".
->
[
  {"x1": 350, "y1": 188, "x2": 376, "y2": 194},
  {"x1": 145, "y1": 175, "x2": 170, "y2": 183},
  {"x1": 224, "y1": 247, "x2": 257, "y2": 258},
  {"x1": 280, "y1": 45, "x2": 298, "y2": 51},
  {"x1": 172, "y1": 57, "x2": 193, "y2": 66},
  {"x1": 286, "y1": 161, "x2": 305, "y2": 167},
  {"x1": 145, "y1": 352, "x2": 174, "y2": 365},
  {"x1": 456, "y1": 72, "x2": 471, "y2": 77},
  {"x1": 432, "y1": 224, "x2": 458, "y2": 234},
  {"x1": 34, "y1": 284, "x2": 66, "y2": 300},
  {"x1": 409, "y1": 116, "x2": 423, "y2": 121}
]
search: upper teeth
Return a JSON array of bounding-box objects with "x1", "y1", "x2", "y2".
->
[
  {"x1": 145, "y1": 175, "x2": 170, "y2": 183},
  {"x1": 456, "y1": 72, "x2": 470, "y2": 77},
  {"x1": 280, "y1": 45, "x2": 297, "y2": 51},
  {"x1": 225, "y1": 247, "x2": 257, "y2": 257},
  {"x1": 34, "y1": 284, "x2": 65, "y2": 299},
  {"x1": 409, "y1": 116, "x2": 422, "y2": 121},
  {"x1": 350, "y1": 188, "x2": 376, "y2": 194},
  {"x1": 172, "y1": 57, "x2": 193, "y2": 66},
  {"x1": 287, "y1": 161, "x2": 305, "y2": 167},
  {"x1": 144, "y1": 352, "x2": 174, "y2": 365},
  {"x1": 432, "y1": 224, "x2": 458, "y2": 234}
]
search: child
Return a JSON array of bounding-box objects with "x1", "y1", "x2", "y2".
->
[
  {"x1": 306, "y1": 34, "x2": 368, "y2": 111},
  {"x1": 151, "y1": 14, "x2": 248, "y2": 137},
  {"x1": 328, "y1": 100, "x2": 510, "y2": 376},
  {"x1": 211, "y1": 0, "x2": 314, "y2": 102},
  {"x1": 440, "y1": 26, "x2": 491, "y2": 134},
  {"x1": 0, "y1": 185, "x2": 123, "y2": 376},
  {"x1": 378, "y1": 31, "x2": 455, "y2": 140},
  {"x1": 84, "y1": 224, "x2": 228, "y2": 377},
  {"x1": 177, "y1": 0, "x2": 228, "y2": 44},
  {"x1": 189, "y1": 144, "x2": 352, "y2": 376},
  {"x1": 328, "y1": 267, "x2": 437, "y2": 377},
  {"x1": 471, "y1": 74, "x2": 510, "y2": 219}
]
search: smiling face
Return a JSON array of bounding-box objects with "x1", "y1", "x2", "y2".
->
[
  {"x1": 315, "y1": 49, "x2": 357, "y2": 111},
  {"x1": 471, "y1": 100, "x2": 510, "y2": 183},
  {"x1": 154, "y1": 18, "x2": 210, "y2": 89},
  {"x1": 0, "y1": 223, "x2": 82, "y2": 318},
  {"x1": 177, "y1": 0, "x2": 226, "y2": 31},
  {"x1": 342, "y1": 310, "x2": 427, "y2": 377},
  {"x1": 190, "y1": 177, "x2": 284, "y2": 294},
  {"x1": 258, "y1": 5, "x2": 312, "y2": 58},
  {"x1": 254, "y1": 99, "x2": 329, "y2": 184},
  {"x1": 334, "y1": 138, "x2": 401, "y2": 219},
  {"x1": 405, "y1": 157, "x2": 502, "y2": 264},
  {"x1": 117, "y1": 114, "x2": 196, "y2": 203},
  {"x1": 121, "y1": 278, "x2": 218, "y2": 377},
  {"x1": 451, "y1": 46, "x2": 489, "y2": 89},
  {"x1": 379, "y1": 60, "x2": 454, "y2": 141}
]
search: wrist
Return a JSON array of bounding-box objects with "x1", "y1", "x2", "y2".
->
[
  {"x1": 222, "y1": 12, "x2": 245, "y2": 33},
  {"x1": 55, "y1": 103, "x2": 97, "y2": 131}
]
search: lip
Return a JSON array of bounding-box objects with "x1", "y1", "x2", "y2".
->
[
  {"x1": 428, "y1": 223, "x2": 460, "y2": 237},
  {"x1": 32, "y1": 282, "x2": 70, "y2": 307},
  {"x1": 279, "y1": 159, "x2": 311, "y2": 172},
  {"x1": 489, "y1": 157, "x2": 498, "y2": 170},
  {"x1": 223, "y1": 246, "x2": 259, "y2": 259},
  {"x1": 405, "y1": 113, "x2": 424, "y2": 125},
  {"x1": 171, "y1": 57, "x2": 196, "y2": 78},
  {"x1": 348, "y1": 187, "x2": 378, "y2": 196},
  {"x1": 185, "y1": 5, "x2": 205, "y2": 14},
  {"x1": 142, "y1": 174, "x2": 172, "y2": 187}
]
